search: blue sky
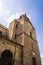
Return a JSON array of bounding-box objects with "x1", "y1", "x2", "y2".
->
[{"x1": 0, "y1": 0, "x2": 43, "y2": 64}]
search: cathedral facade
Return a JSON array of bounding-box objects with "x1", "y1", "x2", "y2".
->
[{"x1": 0, "y1": 14, "x2": 42, "y2": 65}]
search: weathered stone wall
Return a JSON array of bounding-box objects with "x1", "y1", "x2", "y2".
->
[
  {"x1": 0, "y1": 25, "x2": 7, "y2": 36},
  {"x1": 0, "y1": 38, "x2": 22, "y2": 65},
  {"x1": 23, "y1": 34, "x2": 41, "y2": 65}
]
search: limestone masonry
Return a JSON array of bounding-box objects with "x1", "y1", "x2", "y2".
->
[{"x1": 0, "y1": 14, "x2": 42, "y2": 65}]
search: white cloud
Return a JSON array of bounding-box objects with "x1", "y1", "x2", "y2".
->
[
  {"x1": 5, "y1": 14, "x2": 15, "y2": 24},
  {"x1": 0, "y1": 1, "x2": 11, "y2": 18},
  {"x1": 41, "y1": 54, "x2": 43, "y2": 58},
  {"x1": 4, "y1": 13, "x2": 20, "y2": 26},
  {"x1": 0, "y1": 1, "x2": 4, "y2": 16},
  {"x1": 5, "y1": 11, "x2": 31, "y2": 26},
  {"x1": 41, "y1": 54, "x2": 43, "y2": 65},
  {"x1": 42, "y1": 62, "x2": 43, "y2": 65},
  {"x1": 27, "y1": 14, "x2": 31, "y2": 19},
  {"x1": 4, "y1": 12, "x2": 25, "y2": 26},
  {"x1": 0, "y1": 1, "x2": 11, "y2": 27},
  {"x1": 0, "y1": 1, "x2": 31, "y2": 27}
]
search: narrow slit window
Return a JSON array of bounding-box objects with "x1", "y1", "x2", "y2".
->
[
  {"x1": 16, "y1": 24, "x2": 18, "y2": 29},
  {"x1": 30, "y1": 32, "x2": 32, "y2": 37},
  {"x1": 0, "y1": 31, "x2": 2, "y2": 36},
  {"x1": 15, "y1": 34, "x2": 16, "y2": 39},
  {"x1": 32, "y1": 57, "x2": 36, "y2": 65}
]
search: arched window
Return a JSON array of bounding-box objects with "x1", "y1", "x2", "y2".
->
[
  {"x1": 30, "y1": 32, "x2": 32, "y2": 37},
  {"x1": 1, "y1": 50, "x2": 13, "y2": 58},
  {"x1": 16, "y1": 23, "x2": 18, "y2": 29},
  {"x1": 16, "y1": 22, "x2": 21, "y2": 29},
  {"x1": 1, "y1": 50, "x2": 13, "y2": 65},
  {"x1": 16, "y1": 23, "x2": 20, "y2": 29}
]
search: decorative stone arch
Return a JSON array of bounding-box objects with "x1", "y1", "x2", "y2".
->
[
  {"x1": 1, "y1": 49, "x2": 14, "y2": 65},
  {"x1": 1, "y1": 50, "x2": 13, "y2": 58}
]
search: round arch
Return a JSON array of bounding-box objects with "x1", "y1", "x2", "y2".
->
[
  {"x1": 1, "y1": 50, "x2": 14, "y2": 65},
  {"x1": 1, "y1": 50, "x2": 13, "y2": 59}
]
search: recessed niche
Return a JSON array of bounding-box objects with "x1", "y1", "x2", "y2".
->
[{"x1": 3, "y1": 42, "x2": 5, "y2": 44}]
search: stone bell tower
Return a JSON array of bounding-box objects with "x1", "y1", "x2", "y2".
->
[
  {"x1": 0, "y1": 14, "x2": 41, "y2": 65},
  {"x1": 8, "y1": 14, "x2": 42, "y2": 65}
]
